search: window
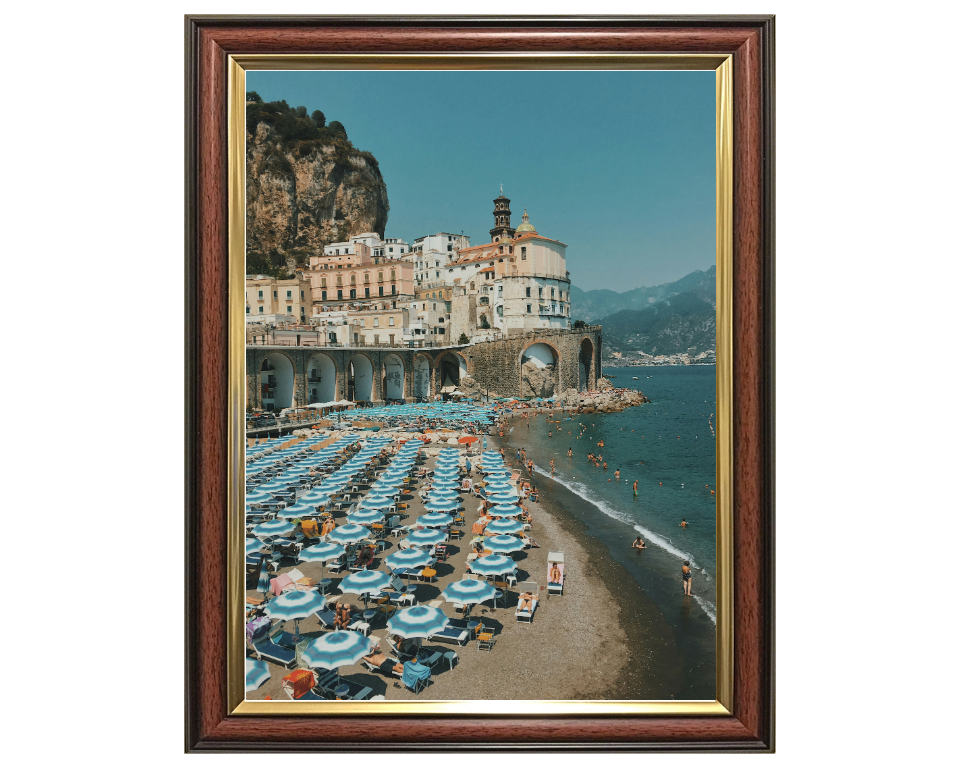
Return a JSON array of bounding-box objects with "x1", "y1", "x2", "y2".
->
[
  {"x1": 374, "y1": 318, "x2": 379, "y2": 327},
  {"x1": 389, "y1": 247, "x2": 393, "y2": 253},
  {"x1": 438, "y1": 317, "x2": 444, "y2": 323},
  {"x1": 365, "y1": 287, "x2": 370, "y2": 298},
  {"x1": 400, "y1": 248, "x2": 404, "y2": 253},
  {"x1": 335, "y1": 249, "x2": 339, "y2": 255},
  {"x1": 447, "y1": 244, "x2": 452, "y2": 251},
  {"x1": 559, "y1": 290, "x2": 564, "y2": 299},
  {"x1": 273, "y1": 290, "x2": 277, "y2": 299},
  {"x1": 350, "y1": 289, "x2": 356, "y2": 299},
  {"x1": 388, "y1": 316, "x2": 395, "y2": 326},
  {"x1": 390, "y1": 269, "x2": 396, "y2": 280},
  {"x1": 300, "y1": 290, "x2": 304, "y2": 299},
  {"x1": 378, "y1": 271, "x2": 384, "y2": 282},
  {"x1": 379, "y1": 286, "x2": 384, "y2": 296},
  {"x1": 526, "y1": 304, "x2": 532, "y2": 314},
  {"x1": 551, "y1": 287, "x2": 555, "y2": 298},
  {"x1": 526, "y1": 287, "x2": 531, "y2": 297},
  {"x1": 432, "y1": 303, "x2": 437, "y2": 311},
  {"x1": 350, "y1": 275, "x2": 356, "y2": 284},
  {"x1": 257, "y1": 289, "x2": 263, "y2": 299},
  {"x1": 321, "y1": 290, "x2": 327, "y2": 300},
  {"x1": 245, "y1": 306, "x2": 250, "y2": 314},
  {"x1": 360, "y1": 319, "x2": 365, "y2": 327},
  {"x1": 336, "y1": 276, "x2": 342, "y2": 286},
  {"x1": 498, "y1": 286, "x2": 503, "y2": 296},
  {"x1": 287, "y1": 306, "x2": 293, "y2": 314},
  {"x1": 337, "y1": 290, "x2": 343, "y2": 300},
  {"x1": 286, "y1": 290, "x2": 292, "y2": 299},
  {"x1": 389, "y1": 334, "x2": 395, "y2": 343},
  {"x1": 364, "y1": 274, "x2": 370, "y2": 283},
  {"x1": 391, "y1": 285, "x2": 397, "y2": 294},
  {"x1": 521, "y1": 247, "x2": 526, "y2": 259},
  {"x1": 539, "y1": 287, "x2": 544, "y2": 297},
  {"x1": 258, "y1": 306, "x2": 264, "y2": 314}
]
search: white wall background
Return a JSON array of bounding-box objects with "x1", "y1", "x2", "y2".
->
[{"x1": 5, "y1": 0, "x2": 956, "y2": 764}]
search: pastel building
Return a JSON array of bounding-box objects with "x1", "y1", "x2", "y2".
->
[{"x1": 244, "y1": 274, "x2": 313, "y2": 322}]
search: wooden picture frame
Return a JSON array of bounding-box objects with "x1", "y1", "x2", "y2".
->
[{"x1": 185, "y1": 15, "x2": 774, "y2": 752}]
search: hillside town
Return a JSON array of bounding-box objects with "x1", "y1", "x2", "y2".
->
[{"x1": 246, "y1": 190, "x2": 572, "y2": 350}]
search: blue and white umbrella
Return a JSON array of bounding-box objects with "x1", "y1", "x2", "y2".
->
[
  {"x1": 327, "y1": 523, "x2": 370, "y2": 545},
  {"x1": 384, "y1": 548, "x2": 433, "y2": 571},
  {"x1": 252, "y1": 519, "x2": 296, "y2": 539},
  {"x1": 441, "y1": 578, "x2": 496, "y2": 606},
  {"x1": 488, "y1": 504, "x2": 523, "y2": 518},
  {"x1": 246, "y1": 490, "x2": 273, "y2": 505},
  {"x1": 298, "y1": 492, "x2": 331, "y2": 506},
  {"x1": 469, "y1": 554, "x2": 518, "y2": 577},
  {"x1": 338, "y1": 569, "x2": 392, "y2": 607},
  {"x1": 405, "y1": 527, "x2": 447, "y2": 547},
  {"x1": 485, "y1": 518, "x2": 524, "y2": 535},
  {"x1": 301, "y1": 630, "x2": 375, "y2": 671},
  {"x1": 417, "y1": 512, "x2": 453, "y2": 528},
  {"x1": 276, "y1": 503, "x2": 316, "y2": 519},
  {"x1": 348, "y1": 509, "x2": 385, "y2": 526},
  {"x1": 263, "y1": 589, "x2": 327, "y2": 638},
  {"x1": 386, "y1": 605, "x2": 449, "y2": 640},
  {"x1": 245, "y1": 538, "x2": 265, "y2": 556},
  {"x1": 424, "y1": 499, "x2": 460, "y2": 512},
  {"x1": 484, "y1": 534, "x2": 525, "y2": 554},
  {"x1": 246, "y1": 658, "x2": 272, "y2": 692},
  {"x1": 255, "y1": 556, "x2": 272, "y2": 596},
  {"x1": 486, "y1": 493, "x2": 520, "y2": 506},
  {"x1": 299, "y1": 541, "x2": 345, "y2": 580},
  {"x1": 360, "y1": 495, "x2": 395, "y2": 509}
]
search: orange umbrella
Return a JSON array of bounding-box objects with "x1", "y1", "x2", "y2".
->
[{"x1": 458, "y1": 435, "x2": 479, "y2": 444}]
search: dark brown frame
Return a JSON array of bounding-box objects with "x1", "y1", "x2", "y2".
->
[{"x1": 185, "y1": 15, "x2": 775, "y2": 752}]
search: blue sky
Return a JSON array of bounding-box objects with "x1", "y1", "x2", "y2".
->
[{"x1": 247, "y1": 70, "x2": 715, "y2": 291}]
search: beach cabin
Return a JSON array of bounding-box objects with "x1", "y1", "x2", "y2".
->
[{"x1": 547, "y1": 551, "x2": 564, "y2": 597}]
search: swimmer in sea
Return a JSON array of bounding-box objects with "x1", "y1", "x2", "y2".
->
[
  {"x1": 632, "y1": 536, "x2": 646, "y2": 550},
  {"x1": 679, "y1": 518, "x2": 689, "y2": 528},
  {"x1": 548, "y1": 431, "x2": 552, "y2": 438},
  {"x1": 615, "y1": 469, "x2": 620, "y2": 481},
  {"x1": 632, "y1": 480, "x2": 638, "y2": 497},
  {"x1": 550, "y1": 459, "x2": 556, "y2": 474},
  {"x1": 567, "y1": 448, "x2": 572, "y2": 458}
]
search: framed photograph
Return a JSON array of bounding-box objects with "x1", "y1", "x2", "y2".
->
[{"x1": 186, "y1": 15, "x2": 774, "y2": 751}]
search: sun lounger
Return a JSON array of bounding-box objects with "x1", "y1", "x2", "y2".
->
[
  {"x1": 515, "y1": 585, "x2": 539, "y2": 623},
  {"x1": 547, "y1": 552, "x2": 565, "y2": 596},
  {"x1": 361, "y1": 655, "x2": 404, "y2": 678},
  {"x1": 250, "y1": 636, "x2": 297, "y2": 667},
  {"x1": 430, "y1": 619, "x2": 472, "y2": 646},
  {"x1": 314, "y1": 606, "x2": 364, "y2": 632},
  {"x1": 334, "y1": 677, "x2": 374, "y2": 700}
]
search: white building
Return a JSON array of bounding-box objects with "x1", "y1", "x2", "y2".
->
[{"x1": 412, "y1": 232, "x2": 470, "y2": 285}]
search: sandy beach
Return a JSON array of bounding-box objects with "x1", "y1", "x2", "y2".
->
[{"x1": 245, "y1": 432, "x2": 643, "y2": 701}]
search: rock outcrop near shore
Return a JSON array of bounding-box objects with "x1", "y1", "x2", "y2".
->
[{"x1": 557, "y1": 386, "x2": 650, "y2": 413}]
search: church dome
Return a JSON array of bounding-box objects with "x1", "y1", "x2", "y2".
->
[{"x1": 515, "y1": 207, "x2": 537, "y2": 234}]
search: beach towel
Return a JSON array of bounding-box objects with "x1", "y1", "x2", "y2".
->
[
  {"x1": 301, "y1": 519, "x2": 320, "y2": 538},
  {"x1": 246, "y1": 616, "x2": 272, "y2": 643},
  {"x1": 401, "y1": 660, "x2": 431, "y2": 691},
  {"x1": 282, "y1": 669, "x2": 316, "y2": 699},
  {"x1": 270, "y1": 573, "x2": 294, "y2": 596},
  {"x1": 548, "y1": 563, "x2": 564, "y2": 587}
]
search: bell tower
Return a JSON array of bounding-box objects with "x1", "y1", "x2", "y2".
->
[{"x1": 490, "y1": 186, "x2": 516, "y2": 242}]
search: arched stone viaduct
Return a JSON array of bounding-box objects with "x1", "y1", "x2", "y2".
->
[{"x1": 245, "y1": 327, "x2": 602, "y2": 410}]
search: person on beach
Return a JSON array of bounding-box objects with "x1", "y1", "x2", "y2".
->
[
  {"x1": 679, "y1": 519, "x2": 689, "y2": 528},
  {"x1": 682, "y1": 561, "x2": 693, "y2": 595},
  {"x1": 334, "y1": 602, "x2": 353, "y2": 629},
  {"x1": 527, "y1": 460, "x2": 534, "y2": 475},
  {"x1": 362, "y1": 643, "x2": 404, "y2": 676},
  {"x1": 520, "y1": 448, "x2": 526, "y2": 465},
  {"x1": 517, "y1": 448, "x2": 521, "y2": 462},
  {"x1": 549, "y1": 562, "x2": 561, "y2": 584},
  {"x1": 518, "y1": 591, "x2": 536, "y2": 611},
  {"x1": 632, "y1": 536, "x2": 646, "y2": 550},
  {"x1": 550, "y1": 458, "x2": 556, "y2": 474}
]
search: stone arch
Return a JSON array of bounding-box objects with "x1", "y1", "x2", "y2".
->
[
  {"x1": 413, "y1": 353, "x2": 433, "y2": 399},
  {"x1": 578, "y1": 337, "x2": 595, "y2": 392},
  {"x1": 382, "y1": 353, "x2": 405, "y2": 401},
  {"x1": 436, "y1": 351, "x2": 468, "y2": 390},
  {"x1": 347, "y1": 353, "x2": 374, "y2": 402},
  {"x1": 519, "y1": 342, "x2": 559, "y2": 399},
  {"x1": 259, "y1": 351, "x2": 295, "y2": 411},
  {"x1": 306, "y1": 352, "x2": 337, "y2": 403}
]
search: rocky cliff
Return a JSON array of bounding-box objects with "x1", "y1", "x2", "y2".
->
[{"x1": 246, "y1": 114, "x2": 389, "y2": 271}]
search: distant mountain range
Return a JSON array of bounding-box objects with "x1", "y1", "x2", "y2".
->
[{"x1": 573, "y1": 266, "x2": 717, "y2": 357}]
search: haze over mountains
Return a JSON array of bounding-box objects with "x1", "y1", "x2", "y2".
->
[{"x1": 573, "y1": 266, "x2": 717, "y2": 357}]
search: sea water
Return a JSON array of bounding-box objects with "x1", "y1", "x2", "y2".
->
[{"x1": 514, "y1": 365, "x2": 717, "y2": 625}]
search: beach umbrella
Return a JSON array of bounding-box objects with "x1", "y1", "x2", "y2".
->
[
  {"x1": 469, "y1": 554, "x2": 518, "y2": 577},
  {"x1": 255, "y1": 556, "x2": 272, "y2": 596},
  {"x1": 441, "y1": 578, "x2": 496, "y2": 606},
  {"x1": 338, "y1": 569, "x2": 392, "y2": 607},
  {"x1": 484, "y1": 534, "x2": 525, "y2": 554},
  {"x1": 348, "y1": 509, "x2": 385, "y2": 526},
  {"x1": 417, "y1": 512, "x2": 453, "y2": 528},
  {"x1": 251, "y1": 519, "x2": 296, "y2": 539},
  {"x1": 488, "y1": 504, "x2": 524, "y2": 518},
  {"x1": 360, "y1": 495, "x2": 395, "y2": 509},
  {"x1": 482, "y1": 482, "x2": 514, "y2": 493},
  {"x1": 486, "y1": 518, "x2": 524, "y2": 535},
  {"x1": 383, "y1": 548, "x2": 433, "y2": 571},
  {"x1": 486, "y1": 494, "x2": 520, "y2": 506},
  {"x1": 245, "y1": 537, "x2": 265, "y2": 556},
  {"x1": 326, "y1": 523, "x2": 370, "y2": 545},
  {"x1": 405, "y1": 527, "x2": 447, "y2": 547},
  {"x1": 298, "y1": 541, "x2": 345, "y2": 581},
  {"x1": 424, "y1": 499, "x2": 460, "y2": 513},
  {"x1": 263, "y1": 589, "x2": 327, "y2": 640},
  {"x1": 300, "y1": 630, "x2": 375, "y2": 672},
  {"x1": 246, "y1": 658, "x2": 272, "y2": 693},
  {"x1": 386, "y1": 605, "x2": 450, "y2": 640},
  {"x1": 246, "y1": 490, "x2": 273, "y2": 505},
  {"x1": 275, "y1": 503, "x2": 316, "y2": 519},
  {"x1": 458, "y1": 436, "x2": 479, "y2": 445}
]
